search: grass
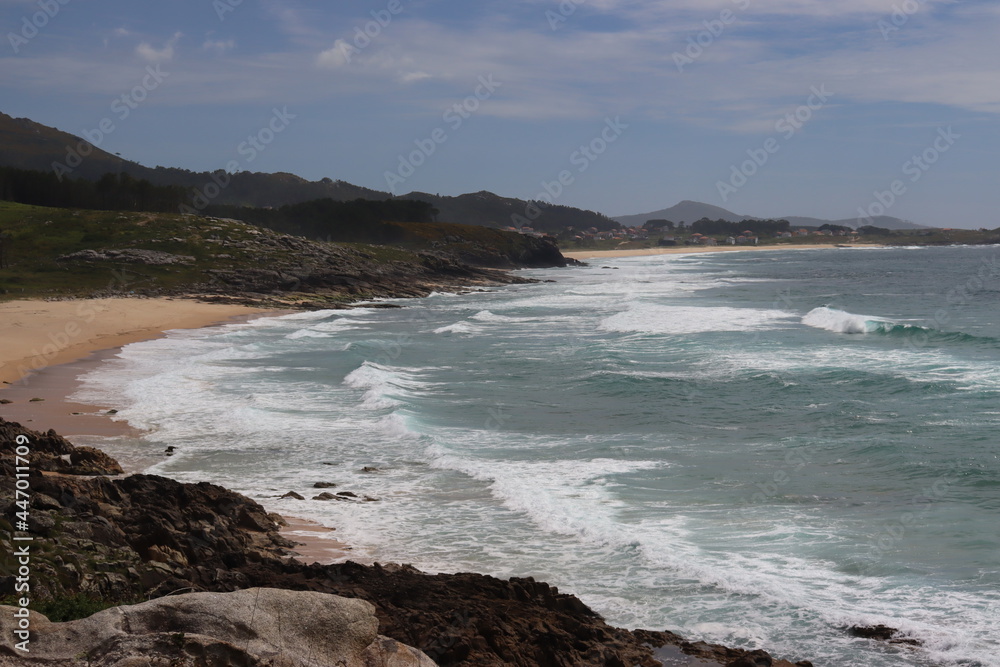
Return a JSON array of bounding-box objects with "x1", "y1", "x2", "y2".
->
[
  {"x1": 0, "y1": 592, "x2": 141, "y2": 622},
  {"x1": 0, "y1": 201, "x2": 433, "y2": 301}
]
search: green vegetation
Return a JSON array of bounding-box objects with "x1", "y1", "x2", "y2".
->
[
  {"x1": 1, "y1": 166, "x2": 187, "y2": 212},
  {"x1": 19, "y1": 593, "x2": 136, "y2": 622},
  {"x1": 204, "y1": 198, "x2": 439, "y2": 242},
  {"x1": 0, "y1": 201, "x2": 420, "y2": 300},
  {"x1": 690, "y1": 217, "x2": 791, "y2": 236}
]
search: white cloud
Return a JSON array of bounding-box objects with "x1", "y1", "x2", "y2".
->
[
  {"x1": 316, "y1": 40, "x2": 353, "y2": 68},
  {"x1": 136, "y1": 32, "x2": 182, "y2": 63},
  {"x1": 203, "y1": 39, "x2": 236, "y2": 54},
  {"x1": 399, "y1": 71, "x2": 432, "y2": 83}
]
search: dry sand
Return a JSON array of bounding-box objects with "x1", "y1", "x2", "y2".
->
[
  {"x1": 562, "y1": 243, "x2": 884, "y2": 260},
  {"x1": 0, "y1": 297, "x2": 267, "y2": 386}
]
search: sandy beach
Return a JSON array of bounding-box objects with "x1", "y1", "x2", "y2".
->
[
  {"x1": 0, "y1": 296, "x2": 357, "y2": 565},
  {"x1": 562, "y1": 243, "x2": 884, "y2": 260},
  {"x1": 0, "y1": 297, "x2": 268, "y2": 386}
]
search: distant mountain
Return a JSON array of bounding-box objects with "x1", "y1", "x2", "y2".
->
[
  {"x1": 614, "y1": 200, "x2": 752, "y2": 227},
  {"x1": 781, "y1": 215, "x2": 929, "y2": 231},
  {"x1": 0, "y1": 111, "x2": 616, "y2": 231},
  {"x1": 615, "y1": 200, "x2": 929, "y2": 230}
]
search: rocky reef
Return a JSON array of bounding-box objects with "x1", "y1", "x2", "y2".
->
[{"x1": 0, "y1": 419, "x2": 816, "y2": 666}]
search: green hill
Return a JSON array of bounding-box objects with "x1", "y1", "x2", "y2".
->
[{"x1": 0, "y1": 201, "x2": 562, "y2": 306}]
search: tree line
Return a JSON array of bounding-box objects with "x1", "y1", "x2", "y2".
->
[
  {"x1": 0, "y1": 166, "x2": 187, "y2": 212},
  {"x1": 690, "y1": 218, "x2": 791, "y2": 236},
  {"x1": 204, "y1": 198, "x2": 440, "y2": 243}
]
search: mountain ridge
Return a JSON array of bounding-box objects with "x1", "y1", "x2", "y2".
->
[
  {"x1": 614, "y1": 200, "x2": 930, "y2": 230},
  {"x1": 0, "y1": 112, "x2": 616, "y2": 232}
]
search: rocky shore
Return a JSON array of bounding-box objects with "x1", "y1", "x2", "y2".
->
[{"x1": 0, "y1": 418, "x2": 823, "y2": 666}]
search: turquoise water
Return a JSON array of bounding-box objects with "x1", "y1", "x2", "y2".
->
[{"x1": 76, "y1": 246, "x2": 1000, "y2": 666}]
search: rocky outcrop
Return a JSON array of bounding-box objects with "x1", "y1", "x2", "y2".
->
[
  {"x1": 57, "y1": 248, "x2": 195, "y2": 265},
  {"x1": 0, "y1": 419, "x2": 814, "y2": 667},
  {"x1": 0, "y1": 588, "x2": 435, "y2": 666},
  {"x1": 0, "y1": 420, "x2": 122, "y2": 476}
]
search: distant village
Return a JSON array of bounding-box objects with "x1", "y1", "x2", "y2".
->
[{"x1": 505, "y1": 217, "x2": 872, "y2": 246}]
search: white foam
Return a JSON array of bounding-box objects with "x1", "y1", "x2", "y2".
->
[
  {"x1": 469, "y1": 310, "x2": 522, "y2": 323},
  {"x1": 600, "y1": 304, "x2": 797, "y2": 335},
  {"x1": 342, "y1": 361, "x2": 431, "y2": 409},
  {"x1": 801, "y1": 307, "x2": 893, "y2": 334},
  {"x1": 429, "y1": 451, "x2": 665, "y2": 544},
  {"x1": 433, "y1": 321, "x2": 478, "y2": 335}
]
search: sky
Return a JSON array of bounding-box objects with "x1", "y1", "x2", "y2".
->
[{"x1": 1, "y1": 0, "x2": 998, "y2": 228}]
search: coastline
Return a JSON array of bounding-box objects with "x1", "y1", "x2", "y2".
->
[
  {"x1": 0, "y1": 297, "x2": 271, "y2": 386},
  {"x1": 0, "y1": 296, "x2": 359, "y2": 568},
  {"x1": 0, "y1": 292, "x2": 824, "y2": 665},
  {"x1": 562, "y1": 242, "x2": 885, "y2": 259}
]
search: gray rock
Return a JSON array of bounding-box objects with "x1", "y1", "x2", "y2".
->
[
  {"x1": 57, "y1": 249, "x2": 195, "y2": 266},
  {"x1": 0, "y1": 588, "x2": 436, "y2": 666}
]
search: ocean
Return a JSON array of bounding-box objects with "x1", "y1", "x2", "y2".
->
[{"x1": 74, "y1": 246, "x2": 1000, "y2": 667}]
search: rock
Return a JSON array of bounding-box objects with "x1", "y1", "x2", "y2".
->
[
  {"x1": 0, "y1": 419, "x2": 121, "y2": 475},
  {"x1": 29, "y1": 397, "x2": 44, "y2": 402},
  {"x1": 281, "y1": 491, "x2": 305, "y2": 500},
  {"x1": 726, "y1": 649, "x2": 773, "y2": 666},
  {"x1": 57, "y1": 248, "x2": 195, "y2": 266},
  {"x1": 0, "y1": 418, "x2": 814, "y2": 667},
  {"x1": 0, "y1": 588, "x2": 435, "y2": 666},
  {"x1": 313, "y1": 481, "x2": 337, "y2": 488},
  {"x1": 313, "y1": 492, "x2": 337, "y2": 500},
  {"x1": 106, "y1": 409, "x2": 118, "y2": 414},
  {"x1": 336, "y1": 491, "x2": 358, "y2": 498},
  {"x1": 0, "y1": 399, "x2": 11, "y2": 404},
  {"x1": 847, "y1": 624, "x2": 922, "y2": 646}
]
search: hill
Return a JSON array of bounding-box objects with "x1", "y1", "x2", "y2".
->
[
  {"x1": 614, "y1": 200, "x2": 752, "y2": 227},
  {"x1": 0, "y1": 112, "x2": 617, "y2": 231},
  {"x1": 0, "y1": 201, "x2": 564, "y2": 307},
  {"x1": 615, "y1": 200, "x2": 927, "y2": 230},
  {"x1": 781, "y1": 215, "x2": 928, "y2": 231},
  {"x1": 399, "y1": 190, "x2": 618, "y2": 233}
]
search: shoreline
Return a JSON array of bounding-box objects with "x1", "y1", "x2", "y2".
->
[
  {"x1": 0, "y1": 297, "x2": 273, "y2": 386},
  {"x1": 0, "y1": 296, "x2": 358, "y2": 569},
  {"x1": 561, "y1": 242, "x2": 885, "y2": 259},
  {"x1": 0, "y1": 292, "x2": 820, "y2": 665}
]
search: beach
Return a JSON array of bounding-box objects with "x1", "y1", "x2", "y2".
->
[
  {"x1": 0, "y1": 298, "x2": 268, "y2": 386},
  {"x1": 561, "y1": 242, "x2": 884, "y2": 260},
  {"x1": 0, "y1": 296, "x2": 344, "y2": 565}
]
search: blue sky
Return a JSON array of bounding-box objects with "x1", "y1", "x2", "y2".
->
[{"x1": 1, "y1": 0, "x2": 998, "y2": 227}]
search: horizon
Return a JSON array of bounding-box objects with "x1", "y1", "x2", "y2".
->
[{"x1": 2, "y1": 1, "x2": 998, "y2": 229}]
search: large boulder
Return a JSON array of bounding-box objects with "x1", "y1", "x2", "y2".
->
[{"x1": 0, "y1": 588, "x2": 436, "y2": 666}]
